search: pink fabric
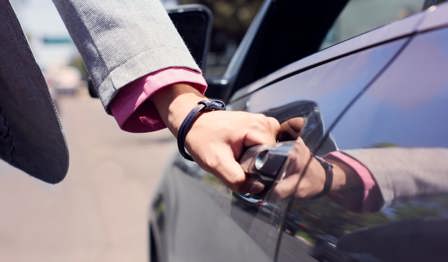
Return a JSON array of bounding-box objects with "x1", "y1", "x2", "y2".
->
[
  {"x1": 110, "y1": 67, "x2": 207, "y2": 132},
  {"x1": 327, "y1": 151, "x2": 378, "y2": 211}
]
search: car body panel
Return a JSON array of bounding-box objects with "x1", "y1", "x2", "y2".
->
[
  {"x1": 276, "y1": 26, "x2": 448, "y2": 262},
  {"x1": 165, "y1": 165, "x2": 272, "y2": 262}
]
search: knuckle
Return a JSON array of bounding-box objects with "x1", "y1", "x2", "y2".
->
[
  {"x1": 267, "y1": 117, "x2": 280, "y2": 130},
  {"x1": 254, "y1": 113, "x2": 265, "y2": 120},
  {"x1": 229, "y1": 174, "x2": 245, "y2": 185},
  {"x1": 205, "y1": 155, "x2": 221, "y2": 170}
]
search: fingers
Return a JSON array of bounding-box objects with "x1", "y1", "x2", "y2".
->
[
  {"x1": 244, "y1": 131, "x2": 276, "y2": 148},
  {"x1": 243, "y1": 116, "x2": 280, "y2": 147},
  {"x1": 208, "y1": 146, "x2": 247, "y2": 192},
  {"x1": 185, "y1": 111, "x2": 281, "y2": 192},
  {"x1": 285, "y1": 137, "x2": 310, "y2": 174},
  {"x1": 273, "y1": 137, "x2": 329, "y2": 199},
  {"x1": 272, "y1": 137, "x2": 313, "y2": 199},
  {"x1": 272, "y1": 174, "x2": 300, "y2": 199}
]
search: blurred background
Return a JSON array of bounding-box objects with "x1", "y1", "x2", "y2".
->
[{"x1": 0, "y1": 0, "x2": 261, "y2": 261}]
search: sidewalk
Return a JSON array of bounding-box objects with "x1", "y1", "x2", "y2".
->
[{"x1": 0, "y1": 94, "x2": 175, "y2": 262}]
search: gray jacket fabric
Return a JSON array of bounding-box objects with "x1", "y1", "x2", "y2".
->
[
  {"x1": 0, "y1": 0, "x2": 198, "y2": 183},
  {"x1": 348, "y1": 147, "x2": 448, "y2": 207},
  {"x1": 52, "y1": 0, "x2": 200, "y2": 109}
]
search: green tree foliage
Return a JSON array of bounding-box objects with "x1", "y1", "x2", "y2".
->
[{"x1": 180, "y1": 0, "x2": 263, "y2": 41}]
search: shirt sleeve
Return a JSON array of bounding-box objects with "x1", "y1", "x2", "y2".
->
[
  {"x1": 109, "y1": 67, "x2": 207, "y2": 132},
  {"x1": 326, "y1": 151, "x2": 383, "y2": 212}
]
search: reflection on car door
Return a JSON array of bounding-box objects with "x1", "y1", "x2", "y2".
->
[
  {"x1": 276, "y1": 26, "x2": 448, "y2": 262},
  {"x1": 227, "y1": 36, "x2": 411, "y2": 261}
]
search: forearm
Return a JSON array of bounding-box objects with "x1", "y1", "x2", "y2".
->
[
  {"x1": 151, "y1": 84, "x2": 205, "y2": 137},
  {"x1": 325, "y1": 152, "x2": 383, "y2": 212},
  {"x1": 347, "y1": 147, "x2": 448, "y2": 206},
  {"x1": 53, "y1": 0, "x2": 200, "y2": 108},
  {"x1": 326, "y1": 158, "x2": 368, "y2": 212}
]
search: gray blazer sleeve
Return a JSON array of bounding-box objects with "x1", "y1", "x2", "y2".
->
[
  {"x1": 347, "y1": 148, "x2": 448, "y2": 207},
  {"x1": 52, "y1": 0, "x2": 200, "y2": 110}
]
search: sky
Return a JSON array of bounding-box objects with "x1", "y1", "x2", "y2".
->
[
  {"x1": 11, "y1": 0, "x2": 77, "y2": 68},
  {"x1": 10, "y1": 0, "x2": 179, "y2": 69}
]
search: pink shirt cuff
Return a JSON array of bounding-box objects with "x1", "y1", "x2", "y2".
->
[
  {"x1": 110, "y1": 67, "x2": 207, "y2": 132},
  {"x1": 327, "y1": 151, "x2": 380, "y2": 212}
]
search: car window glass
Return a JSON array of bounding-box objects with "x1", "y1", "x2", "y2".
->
[
  {"x1": 278, "y1": 28, "x2": 448, "y2": 262},
  {"x1": 321, "y1": 0, "x2": 433, "y2": 50}
]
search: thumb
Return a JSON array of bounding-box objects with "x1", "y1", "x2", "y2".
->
[{"x1": 244, "y1": 130, "x2": 277, "y2": 148}]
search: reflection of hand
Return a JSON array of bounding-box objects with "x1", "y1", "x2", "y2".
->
[
  {"x1": 278, "y1": 117, "x2": 305, "y2": 140},
  {"x1": 273, "y1": 137, "x2": 327, "y2": 199},
  {"x1": 152, "y1": 83, "x2": 280, "y2": 192},
  {"x1": 273, "y1": 137, "x2": 364, "y2": 204}
]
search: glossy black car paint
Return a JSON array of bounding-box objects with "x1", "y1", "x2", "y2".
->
[{"x1": 150, "y1": 2, "x2": 448, "y2": 262}]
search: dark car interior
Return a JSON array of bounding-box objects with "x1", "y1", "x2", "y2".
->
[
  {"x1": 216, "y1": 0, "x2": 348, "y2": 101},
  {"x1": 227, "y1": 1, "x2": 348, "y2": 91},
  {"x1": 213, "y1": 0, "x2": 448, "y2": 101}
]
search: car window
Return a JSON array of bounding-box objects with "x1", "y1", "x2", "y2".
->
[
  {"x1": 277, "y1": 28, "x2": 448, "y2": 262},
  {"x1": 226, "y1": 1, "x2": 448, "y2": 99},
  {"x1": 320, "y1": 0, "x2": 445, "y2": 50}
]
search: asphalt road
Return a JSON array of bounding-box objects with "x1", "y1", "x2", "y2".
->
[{"x1": 0, "y1": 92, "x2": 175, "y2": 262}]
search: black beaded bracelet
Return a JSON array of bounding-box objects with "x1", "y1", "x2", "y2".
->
[
  {"x1": 177, "y1": 99, "x2": 226, "y2": 161},
  {"x1": 312, "y1": 155, "x2": 334, "y2": 199}
]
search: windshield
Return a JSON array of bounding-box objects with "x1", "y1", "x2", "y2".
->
[{"x1": 320, "y1": 0, "x2": 445, "y2": 50}]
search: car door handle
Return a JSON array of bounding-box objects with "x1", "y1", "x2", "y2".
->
[
  {"x1": 234, "y1": 142, "x2": 295, "y2": 206},
  {"x1": 240, "y1": 141, "x2": 294, "y2": 184},
  {"x1": 234, "y1": 141, "x2": 296, "y2": 205}
]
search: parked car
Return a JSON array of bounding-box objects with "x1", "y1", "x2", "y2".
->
[{"x1": 149, "y1": 1, "x2": 448, "y2": 262}]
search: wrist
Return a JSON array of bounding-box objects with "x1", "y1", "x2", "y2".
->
[
  {"x1": 326, "y1": 157, "x2": 364, "y2": 210},
  {"x1": 327, "y1": 160, "x2": 348, "y2": 192},
  {"x1": 327, "y1": 158, "x2": 362, "y2": 192},
  {"x1": 151, "y1": 83, "x2": 205, "y2": 137}
]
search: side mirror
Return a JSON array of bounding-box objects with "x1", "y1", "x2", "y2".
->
[
  {"x1": 167, "y1": 4, "x2": 213, "y2": 71},
  {"x1": 88, "y1": 4, "x2": 213, "y2": 99}
]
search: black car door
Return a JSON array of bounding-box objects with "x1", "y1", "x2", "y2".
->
[
  {"x1": 275, "y1": 6, "x2": 448, "y2": 262},
  {"x1": 226, "y1": 20, "x2": 417, "y2": 262},
  {"x1": 230, "y1": 40, "x2": 410, "y2": 262},
  {"x1": 157, "y1": 28, "x2": 410, "y2": 262},
  {"x1": 155, "y1": 1, "x2": 439, "y2": 262}
]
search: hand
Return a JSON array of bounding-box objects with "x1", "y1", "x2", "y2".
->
[
  {"x1": 186, "y1": 110, "x2": 280, "y2": 191},
  {"x1": 272, "y1": 137, "x2": 328, "y2": 199},
  {"x1": 151, "y1": 84, "x2": 280, "y2": 191},
  {"x1": 272, "y1": 137, "x2": 363, "y2": 202}
]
